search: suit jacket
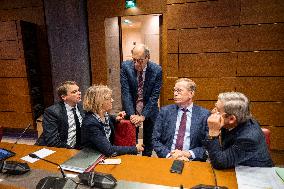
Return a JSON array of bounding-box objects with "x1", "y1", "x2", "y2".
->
[
  {"x1": 152, "y1": 104, "x2": 210, "y2": 160},
  {"x1": 120, "y1": 60, "x2": 162, "y2": 121},
  {"x1": 36, "y1": 101, "x2": 84, "y2": 148},
  {"x1": 203, "y1": 119, "x2": 274, "y2": 169},
  {"x1": 81, "y1": 112, "x2": 138, "y2": 157}
]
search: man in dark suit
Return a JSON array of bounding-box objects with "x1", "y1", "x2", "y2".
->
[
  {"x1": 153, "y1": 78, "x2": 210, "y2": 161},
  {"x1": 120, "y1": 44, "x2": 162, "y2": 156},
  {"x1": 36, "y1": 81, "x2": 84, "y2": 149},
  {"x1": 204, "y1": 92, "x2": 273, "y2": 169}
]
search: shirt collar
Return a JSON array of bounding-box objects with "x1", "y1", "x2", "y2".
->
[
  {"x1": 178, "y1": 103, "x2": 193, "y2": 113},
  {"x1": 64, "y1": 102, "x2": 76, "y2": 111}
]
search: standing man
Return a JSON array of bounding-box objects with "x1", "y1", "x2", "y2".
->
[
  {"x1": 120, "y1": 44, "x2": 162, "y2": 156},
  {"x1": 36, "y1": 81, "x2": 84, "y2": 149},
  {"x1": 153, "y1": 78, "x2": 210, "y2": 161},
  {"x1": 204, "y1": 92, "x2": 273, "y2": 169}
]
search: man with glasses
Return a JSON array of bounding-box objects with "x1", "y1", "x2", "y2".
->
[
  {"x1": 120, "y1": 44, "x2": 162, "y2": 156},
  {"x1": 204, "y1": 92, "x2": 273, "y2": 169},
  {"x1": 36, "y1": 81, "x2": 84, "y2": 149},
  {"x1": 152, "y1": 78, "x2": 210, "y2": 161}
]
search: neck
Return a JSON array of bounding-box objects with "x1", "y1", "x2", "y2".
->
[{"x1": 179, "y1": 102, "x2": 192, "y2": 109}]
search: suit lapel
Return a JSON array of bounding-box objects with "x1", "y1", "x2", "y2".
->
[
  {"x1": 168, "y1": 105, "x2": 179, "y2": 142},
  {"x1": 59, "y1": 102, "x2": 69, "y2": 131},
  {"x1": 143, "y1": 63, "x2": 152, "y2": 97},
  {"x1": 190, "y1": 105, "x2": 199, "y2": 148}
]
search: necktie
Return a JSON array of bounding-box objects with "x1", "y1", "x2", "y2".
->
[
  {"x1": 136, "y1": 71, "x2": 144, "y2": 115},
  {"x1": 175, "y1": 109, "x2": 188, "y2": 150},
  {"x1": 72, "y1": 108, "x2": 81, "y2": 148}
]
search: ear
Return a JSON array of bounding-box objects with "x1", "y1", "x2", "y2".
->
[
  {"x1": 61, "y1": 95, "x2": 67, "y2": 101},
  {"x1": 228, "y1": 115, "x2": 237, "y2": 125}
]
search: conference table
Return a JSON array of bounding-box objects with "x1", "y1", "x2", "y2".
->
[{"x1": 0, "y1": 142, "x2": 238, "y2": 188}]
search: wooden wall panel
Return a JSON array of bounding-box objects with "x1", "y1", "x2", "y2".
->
[
  {"x1": 163, "y1": 77, "x2": 177, "y2": 101},
  {"x1": 179, "y1": 53, "x2": 237, "y2": 77},
  {"x1": 238, "y1": 24, "x2": 284, "y2": 51},
  {"x1": 0, "y1": 112, "x2": 33, "y2": 129},
  {"x1": 167, "y1": 0, "x2": 239, "y2": 29},
  {"x1": 0, "y1": 78, "x2": 29, "y2": 95},
  {"x1": 0, "y1": 95, "x2": 31, "y2": 112},
  {"x1": 0, "y1": 59, "x2": 27, "y2": 77},
  {"x1": 194, "y1": 101, "x2": 215, "y2": 111},
  {"x1": 241, "y1": 0, "x2": 284, "y2": 24},
  {"x1": 270, "y1": 150, "x2": 284, "y2": 165},
  {"x1": 251, "y1": 102, "x2": 284, "y2": 126},
  {"x1": 0, "y1": 41, "x2": 21, "y2": 59},
  {"x1": 237, "y1": 51, "x2": 284, "y2": 76},
  {"x1": 236, "y1": 77, "x2": 284, "y2": 101},
  {"x1": 0, "y1": 21, "x2": 18, "y2": 41},
  {"x1": 179, "y1": 27, "x2": 238, "y2": 53},
  {"x1": 167, "y1": 0, "x2": 186, "y2": 4},
  {"x1": 167, "y1": 54, "x2": 178, "y2": 77},
  {"x1": 0, "y1": 0, "x2": 43, "y2": 9},
  {"x1": 167, "y1": 30, "x2": 179, "y2": 53}
]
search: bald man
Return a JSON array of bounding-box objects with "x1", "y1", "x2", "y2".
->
[{"x1": 120, "y1": 44, "x2": 162, "y2": 156}]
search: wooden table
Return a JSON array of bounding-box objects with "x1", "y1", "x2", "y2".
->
[{"x1": 0, "y1": 143, "x2": 237, "y2": 188}]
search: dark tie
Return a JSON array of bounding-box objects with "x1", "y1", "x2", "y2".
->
[
  {"x1": 72, "y1": 108, "x2": 81, "y2": 148},
  {"x1": 175, "y1": 108, "x2": 188, "y2": 150},
  {"x1": 136, "y1": 71, "x2": 144, "y2": 115}
]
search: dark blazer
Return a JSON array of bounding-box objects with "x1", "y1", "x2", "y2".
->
[
  {"x1": 152, "y1": 104, "x2": 210, "y2": 160},
  {"x1": 203, "y1": 119, "x2": 274, "y2": 169},
  {"x1": 120, "y1": 60, "x2": 162, "y2": 121},
  {"x1": 36, "y1": 101, "x2": 84, "y2": 148},
  {"x1": 81, "y1": 112, "x2": 138, "y2": 157}
]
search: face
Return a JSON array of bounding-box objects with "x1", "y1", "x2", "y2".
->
[
  {"x1": 132, "y1": 48, "x2": 148, "y2": 72},
  {"x1": 173, "y1": 81, "x2": 194, "y2": 107},
  {"x1": 212, "y1": 100, "x2": 235, "y2": 129},
  {"x1": 102, "y1": 94, "x2": 114, "y2": 113},
  {"x1": 62, "y1": 84, "x2": 81, "y2": 107}
]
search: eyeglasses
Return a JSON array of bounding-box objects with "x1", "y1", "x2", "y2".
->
[
  {"x1": 70, "y1": 89, "x2": 80, "y2": 94},
  {"x1": 133, "y1": 58, "x2": 146, "y2": 63}
]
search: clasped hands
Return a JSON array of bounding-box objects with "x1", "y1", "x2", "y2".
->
[{"x1": 169, "y1": 149, "x2": 191, "y2": 161}]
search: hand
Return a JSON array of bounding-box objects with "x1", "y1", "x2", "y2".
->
[
  {"x1": 207, "y1": 112, "x2": 223, "y2": 136},
  {"x1": 170, "y1": 149, "x2": 183, "y2": 159},
  {"x1": 136, "y1": 144, "x2": 144, "y2": 152},
  {"x1": 177, "y1": 156, "x2": 190, "y2": 162},
  {"x1": 130, "y1": 115, "x2": 145, "y2": 126},
  {"x1": 116, "y1": 111, "x2": 126, "y2": 121}
]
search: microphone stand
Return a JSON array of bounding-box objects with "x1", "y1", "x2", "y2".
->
[{"x1": 10, "y1": 123, "x2": 32, "y2": 151}]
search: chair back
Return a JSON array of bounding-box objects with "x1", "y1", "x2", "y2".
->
[
  {"x1": 114, "y1": 120, "x2": 136, "y2": 146},
  {"x1": 261, "y1": 128, "x2": 271, "y2": 150}
]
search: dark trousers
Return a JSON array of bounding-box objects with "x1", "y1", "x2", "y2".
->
[{"x1": 136, "y1": 118, "x2": 154, "y2": 157}]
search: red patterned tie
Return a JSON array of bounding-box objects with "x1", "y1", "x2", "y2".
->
[
  {"x1": 136, "y1": 71, "x2": 144, "y2": 115},
  {"x1": 175, "y1": 109, "x2": 188, "y2": 150}
]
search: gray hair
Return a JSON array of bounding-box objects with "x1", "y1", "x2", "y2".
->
[
  {"x1": 218, "y1": 92, "x2": 251, "y2": 124},
  {"x1": 175, "y1": 78, "x2": 196, "y2": 92},
  {"x1": 131, "y1": 44, "x2": 150, "y2": 58}
]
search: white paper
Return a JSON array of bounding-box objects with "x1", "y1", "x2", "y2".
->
[
  {"x1": 235, "y1": 166, "x2": 284, "y2": 189},
  {"x1": 21, "y1": 148, "x2": 56, "y2": 163},
  {"x1": 99, "y1": 158, "x2": 121, "y2": 165}
]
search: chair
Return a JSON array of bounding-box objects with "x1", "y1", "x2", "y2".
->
[
  {"x1": 261, "y1": 128, "x2": 271, "y2": 150},
  {"x1": 114, "y1": 120, "x2": 136, "y2": 146}
]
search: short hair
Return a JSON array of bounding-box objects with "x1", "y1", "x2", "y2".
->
[
  {"x1": 57, "y1": 81, "x2": 77, "y2": 100},
  {"x1": 131, "y1": 44, "x2": 150, "y2": 58},
  {"x1": 175, "y1": 78, "x2": 196, "y2": 92},
  {"x1": 83, "y1": 85, "x2": 112, "y2": 114},
  {"x1": 218, "y1": 92, "x2": 251, "y2": 124}
]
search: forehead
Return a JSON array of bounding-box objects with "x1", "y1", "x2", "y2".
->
[
  {"x1": 174, "y1": 81, "x2": 188, "y2": 89},
  {"x1": 215, "y1": 100, "x2": 224, "y2": 111},
  {"x1": 132, "y1": 48, "x2": 145, "y2": 58},
  {"x1": 66, "y1": 84, "x2": 79, "y2": 92}
]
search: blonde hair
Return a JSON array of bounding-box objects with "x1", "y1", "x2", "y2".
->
[
  {"x1": 83, "y1": 85, "x2": 112, "y2": 114},
  {"x1": 175, "y1": 78, "x2": 196, "y2": 92}
]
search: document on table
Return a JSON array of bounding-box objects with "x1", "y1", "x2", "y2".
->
[
  {"x1": 21, "y1": 148, "x2": 55, "y2": 163},
  {"x1": 235, "y1": 166, "x2": 284, "y2": 189}
]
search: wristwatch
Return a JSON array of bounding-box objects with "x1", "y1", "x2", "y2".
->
[{"x1": 207, "y1": 135, "x2": 219, "y2": 140}]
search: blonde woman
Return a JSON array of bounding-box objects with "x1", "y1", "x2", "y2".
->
[{"x1": 81, "y1": 85, "x2": 144, "y2": 157}]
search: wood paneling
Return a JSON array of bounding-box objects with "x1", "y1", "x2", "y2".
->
[
  {"x1": 167, "y1": 0, "x2": 239, "y2": 29},
  {"x1": 0, "y1": 21, "x2": 18, "y2": 41},
  {"x1": 0, "y1": 40, "x2": 22, "y2": 59},
  {"x1": 0, "y1": 59, "x2": 27, "y2": 77},
  {"x1": 167, "y1": 54, "x2": 178, "y2": 77},
  {"x1": 179, "y1": 53, "x2": 237, "y2": 77},
  {"x1": 0, "y1": 95, "x2": 31, "y2": 112},
  {"x1": 0, "y1": 78, "x2": 29, "y2": 95},
  {"x1": 251, "y1": 102, "x2": 284, "y2": 126},
  {"x1": 270, "y1": 150, "x2": 284, "y2": 165},
  {"x1": 241, "y1": 0, "x2": 284, "y2": 24},
  {"x1": 179, "y1": 27, "x2": 238, "y2": 53},
  {"x1": 0, "y1": 0, "x2": 43, "y2": 9},
  {"x1": 0, "y1": 112, "x2": 33, "y2": 129},
  {"x1": 238, "y1": 24, "x2": 284, "y2": 51},
  {"x1": 264, "y1": 126, "x2": 284, "y2": 150},
  {"x1": 236, "y1": 77, "x2": 284, "y2": 101},
  {"x1": 167, "y1": 30, "x2": 179, "y2": 53},
  {"x1": 237, "y1": 51, "x2": 284, "y2": 76}
]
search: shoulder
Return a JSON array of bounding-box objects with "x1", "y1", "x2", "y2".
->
[
  {"x1": 121, "y1": 60, "x2": 133, "y2": 68},
  {"x1": 160, "y1": 104, "x2": 177, "y2": 113},
  {"x1": 45, "y1": 102, "x2": 65, "y2": 114},
  {"x1": 148, "y1": 61, "x2": 162, "y2": 72},
  {"x1": 193, "y1": 104, "x2": 210, "y2": 115}
]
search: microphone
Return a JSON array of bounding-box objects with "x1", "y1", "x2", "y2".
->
[
  {"x1": 28, "y1": 154, "x2": 78, "y2": 189},
  {"x1": 10, "y1": 123, "x2": 32, "y2": 151},
  {"x1": 28, "y1": 153, "x2": 66, "y2": 178}
]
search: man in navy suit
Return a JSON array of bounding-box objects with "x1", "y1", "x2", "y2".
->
[
  {"x1": 36, "y1": 81, "x2": 84, "y2": 149},
  {"x1": 153, "y1": 78, "x2": 210, "y2": 161},
  {"x1": 204, "y1": 92, "x2": 273, "y2": 169},
  {"x1": 120, "y1": 44, "x2": 162, "y2": 156}
]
